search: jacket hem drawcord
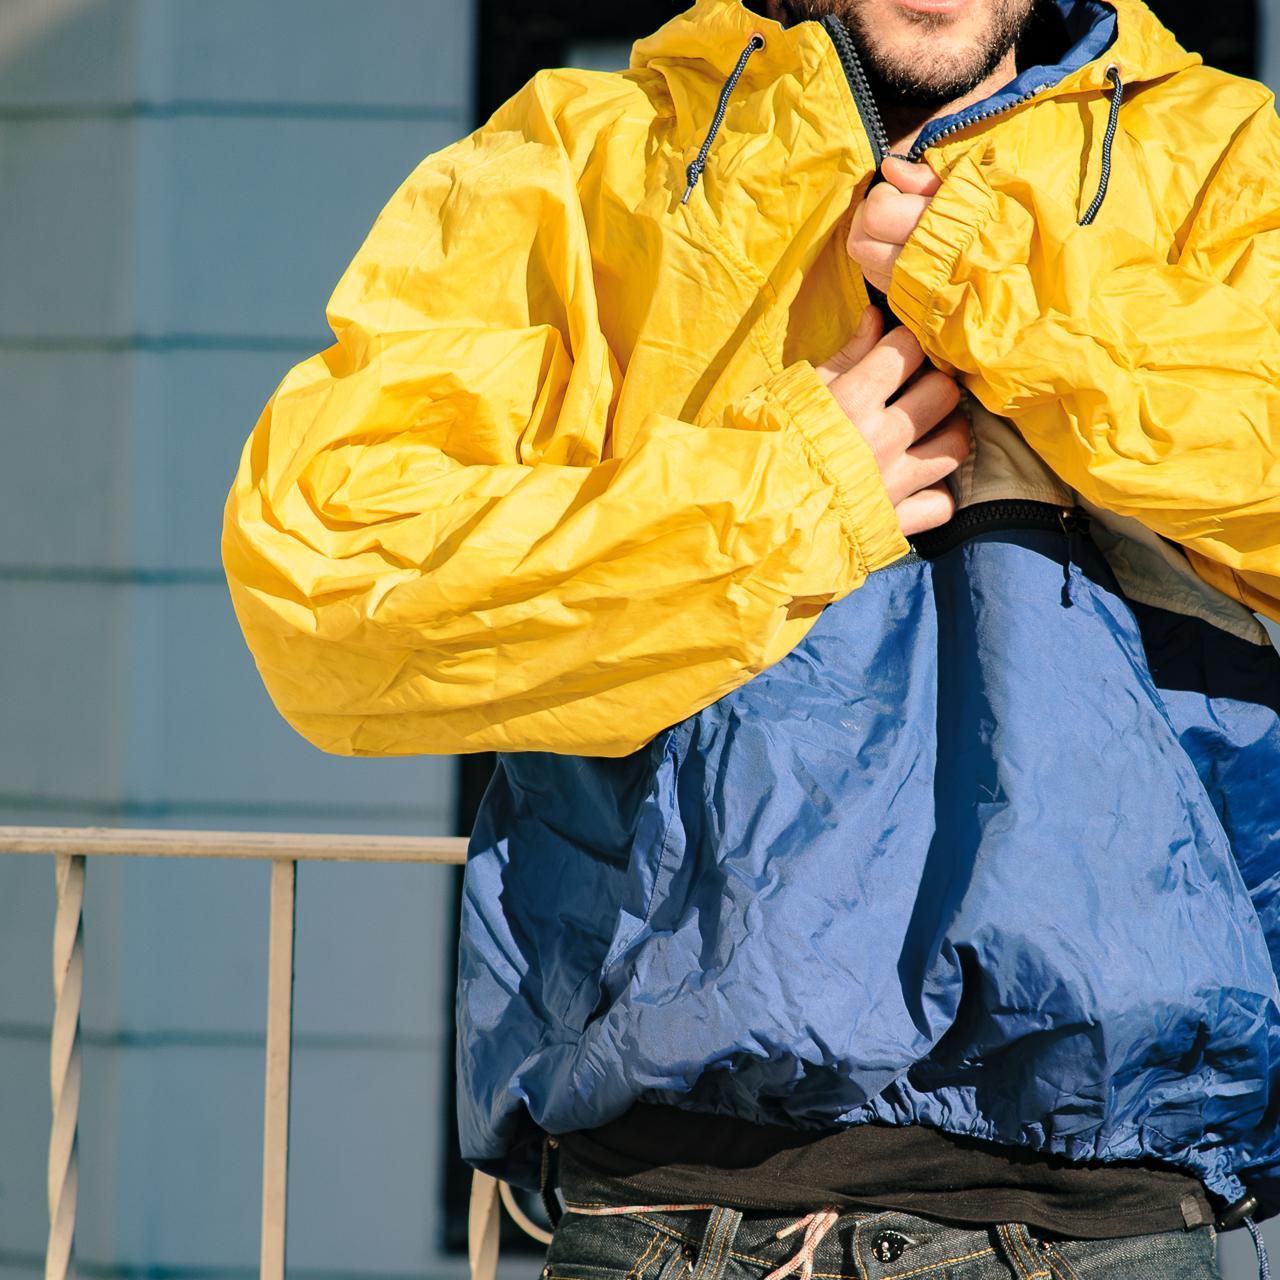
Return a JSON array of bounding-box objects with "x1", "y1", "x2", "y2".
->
[
  {"x1": 763, "y1": 1208, "x2": 842, "y2": 1280},
  {"x1": 1058, "y1": 507, "x2": 1089, "y2": 607},
  {"x1": 1243, "y1": 1215, "x2": 1272, "y2": 1280},
  {"x1": 1214, "y1": 1191, "x2": 1271, "y2": 1280}
]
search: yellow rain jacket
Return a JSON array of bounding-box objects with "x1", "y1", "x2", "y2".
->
[{"x1": 221, "y1": 0, "x2": 1280, "y2": 759}]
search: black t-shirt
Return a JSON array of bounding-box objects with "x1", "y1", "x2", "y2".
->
[{"x1": 558, "y1": 1104, "x2": 1216, "y2": 1238}]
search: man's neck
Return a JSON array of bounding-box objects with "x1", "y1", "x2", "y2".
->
[{"x1": 882, "y1": 44, "x2": 1019, "y2": 155}]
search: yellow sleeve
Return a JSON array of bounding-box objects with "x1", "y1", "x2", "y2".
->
[
  {"x1": 888, "y1": 98, "x2": 1280, "y2": 624},
  {"x1": 221, "y1": 71, "x2": 908, "y2": 759}
]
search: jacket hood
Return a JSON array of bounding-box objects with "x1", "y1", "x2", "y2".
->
[{"x1": 630, "y1": 0, "x2": 1200, "y2": 156}]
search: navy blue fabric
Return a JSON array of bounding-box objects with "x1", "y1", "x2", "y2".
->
[
  {"x1": 1128, "y1": 599, "x2": 1280, "y2": 1219},
  {"x1": 911, "y1": 0, "x2": 1118, "y2": 155},
  {"x1": 457, "y1": 524, "x2": 1280, "y2": 1220}
]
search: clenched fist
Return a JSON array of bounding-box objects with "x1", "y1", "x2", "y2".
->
[{"x1": 847, "y1": 155, "x2": 942, "y2": 295}]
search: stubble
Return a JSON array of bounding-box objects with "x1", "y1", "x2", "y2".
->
[{"x1": 777, "y1": 0, "x2": 1036, "y2": 107}]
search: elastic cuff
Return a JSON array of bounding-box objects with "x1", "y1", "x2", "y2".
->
[
  {"x1": 889, "y1": 157, "x2": 998, "y2": 340},
  {"x1": 764, "y1": 361, "x2": 911, "y2": 576}
]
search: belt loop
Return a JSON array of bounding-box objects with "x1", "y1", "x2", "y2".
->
[
  {"x1": 539, "y1": 1135, "x2": 563, "y2": 1229},
  {"x1": 692, "y1": 1204, "x2": 744, "y2": 1280},
  {"x1": 994, "y1": 1223, "x2": 1050, "y2": 1279}
]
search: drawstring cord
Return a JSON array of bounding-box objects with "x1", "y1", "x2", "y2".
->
[
  {"x1": 1215, "y1": 1193, "x2": 1271, "y2": 1280},
  {"x1": 1078, "y1": 65, "x2": 1123, "y2": 225},
  {"x1": 1244, "y1": 1215, "x2": 1272, "y2": 1280},
  {"x1": 685, "y1": 44, "x2": 1120, "y2": 222},
  {"x1": 682, "y1": 33, "x2": 766, "y2": 204},
  {"x1": 566, "y1": 1200, "x2": 717, "y2": 1215},
  {"x1": 763, "y1": 1208, "x2": 841, "y2": 1280},
  {"x1": 563, "y1": 1200, "x2": 841, "y2": 1280}
]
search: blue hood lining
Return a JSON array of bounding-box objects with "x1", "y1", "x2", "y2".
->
[{"x1": 913, "y1": 0, "x2": 1118, "y2": 153}]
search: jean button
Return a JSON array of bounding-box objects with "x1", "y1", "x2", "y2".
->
[{"x1": 870, "y1": 1230, "x2": 912, "y2": 1263}]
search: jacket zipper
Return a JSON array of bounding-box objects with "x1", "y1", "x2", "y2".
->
[
  {"x1": 908, "y1": 500, "x2": 1090, "y2": 560},
  {"x1": 819, "y1": 15, "x2": 891, "y2": 167},
  {"x1": 818, "y1": 15, "x2": 897, "y2": 317},
  {"x1": 818, "y1": 15, "x2": 1046, "y2": 165},
  {"x1": 905, "y1": 87, "x2": 1044, "y2": 160},
  {"x1": 815, "y1": 23, "x2": 1099, "y2": 561},
  {"x1": 815, "y1": 24, "x2": 1102, "y2": 568}
]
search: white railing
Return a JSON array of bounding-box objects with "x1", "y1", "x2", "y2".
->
[{"x1": 0, "y1": 824, "x2": 548, "y2": 1280}]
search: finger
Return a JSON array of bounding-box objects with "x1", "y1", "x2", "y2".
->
[
  {"x1": 846, "y1": 239, "x2": 898, "y2": 292},
  {"x1": 882, "y1": 155, "x2": 942, "y2": 197},
  {"x1": 908, "y1": 408, "x2": 974, "y2": 465},
  {"x1": 895, "y1": 416, "x2": 973, "y2": 493},
  {"x1": 832, "y1": 325, "x2": 927, "y2": 412},
  {"x1": 860, "y1": 186, "x2": 932, "y2": 245},
  {"x1": 815, "y1": 305, "x2": 884, "y2": 385},
  {"x1": 883, "y1": 370, "x2": 963, "y2": 446},
  {"x1": 845, "y1": 194, "x2": 878, "y2": 260},
  {"x1": 884, "y1": 444, "x2": 965, "y2": 507},
  {"x1": 895, "y1": 481, "x2": 956, "y2": 537}
]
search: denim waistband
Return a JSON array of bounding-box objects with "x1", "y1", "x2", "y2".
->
[{"x1": 545, "y1": 1144, "x2": 1224, "y2": 1280}]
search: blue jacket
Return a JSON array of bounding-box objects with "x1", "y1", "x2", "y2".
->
[
  {"x1": 460, "y1": 514, "x2": 1280, "y2": 1214},
  {"x1": 454, "y1": 0, "x2": 1280, "y2": 1235}
]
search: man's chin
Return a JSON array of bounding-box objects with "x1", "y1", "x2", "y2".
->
[
  {"x1": 848, "y1": 1, "x2": 1034, "y2": 106},
  {"x1": 866, "y1": 52, "x2": 1005, "y2": 105}
]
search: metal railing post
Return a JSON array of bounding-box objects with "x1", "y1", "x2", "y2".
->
[
  {"x1": 48, "y1": 852, "x2": 84, "y2": 1280},
  {"x1": 261, "y1": 858, "x2": 297, "y2": 1280},
  {"x1": 0, "y1": 826, "x2": 479, "y2": 1276}
]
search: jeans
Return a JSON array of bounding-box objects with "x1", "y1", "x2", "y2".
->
[{"x1": 542, "y1": 1148, "x2": 1222, "y2": 1280}]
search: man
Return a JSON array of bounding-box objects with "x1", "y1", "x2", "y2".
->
[{"x1": 221, "y1": 0, "x2": 1280, "y2": 1276}]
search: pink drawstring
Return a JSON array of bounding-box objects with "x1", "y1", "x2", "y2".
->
[
  {"x1": 567, "y1": 1201, "x2": 717, "y2": 1216},
  {"x1": 764, "y1": 1208, "x2": 842, "y2": 1280},
  {"x1": 563, "y1": 1200, "x2": 843, "y2": 1280}
]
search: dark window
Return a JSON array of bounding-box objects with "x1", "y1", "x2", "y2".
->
[
  {"x1": 475, "y1": 0, "x2": 687, "y2": 123},
  {"x1": 1145, "y1": 0, "x2": 1258, "y2": 79}
]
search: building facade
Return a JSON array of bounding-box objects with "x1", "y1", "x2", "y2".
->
[{"x1": 0, "y1": 0, "x2": 1275, "y2": 1275}]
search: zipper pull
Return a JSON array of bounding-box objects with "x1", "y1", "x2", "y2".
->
[
  {"x1": 1057, "y1": 508, "x2": 1091, "y2": 537},
  {"x1": 1057, "y1": 508, "x2": 1089, "y2": 608}
]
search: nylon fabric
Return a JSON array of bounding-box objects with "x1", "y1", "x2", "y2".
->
[
  {"x1": 459, "y1": 528, "x2": 1280, "y2": 1218},
  {"x1": 222, "y1": 0, "x2": 1280, "y2": 760},
  {"x1": 218, "y1": 0, "x2": 1280, "y2": 1234}
]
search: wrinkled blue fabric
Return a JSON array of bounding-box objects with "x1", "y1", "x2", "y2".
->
[{"x1": 457, "y1": 525, "x2": 1280, "y2": 1224}]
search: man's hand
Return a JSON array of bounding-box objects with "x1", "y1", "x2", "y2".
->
[
  {"x1": 817, "y1": 305, "x2": 971, "y2": 538},
  {"x1": 847, "y1": 156, "x2": 942, "y2": 295}
]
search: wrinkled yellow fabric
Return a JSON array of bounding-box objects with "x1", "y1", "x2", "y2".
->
[
  {"x1": 889, "y1": 91, "x2": 1280, "y2": 624},
  {"x1": 223, "y1": 0, "x2": 1280, "y2": 759}
]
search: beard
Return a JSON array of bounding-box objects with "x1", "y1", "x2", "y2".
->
[{"x1": 777, "y1": 0, "x2": 1037, "y2": 108}]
